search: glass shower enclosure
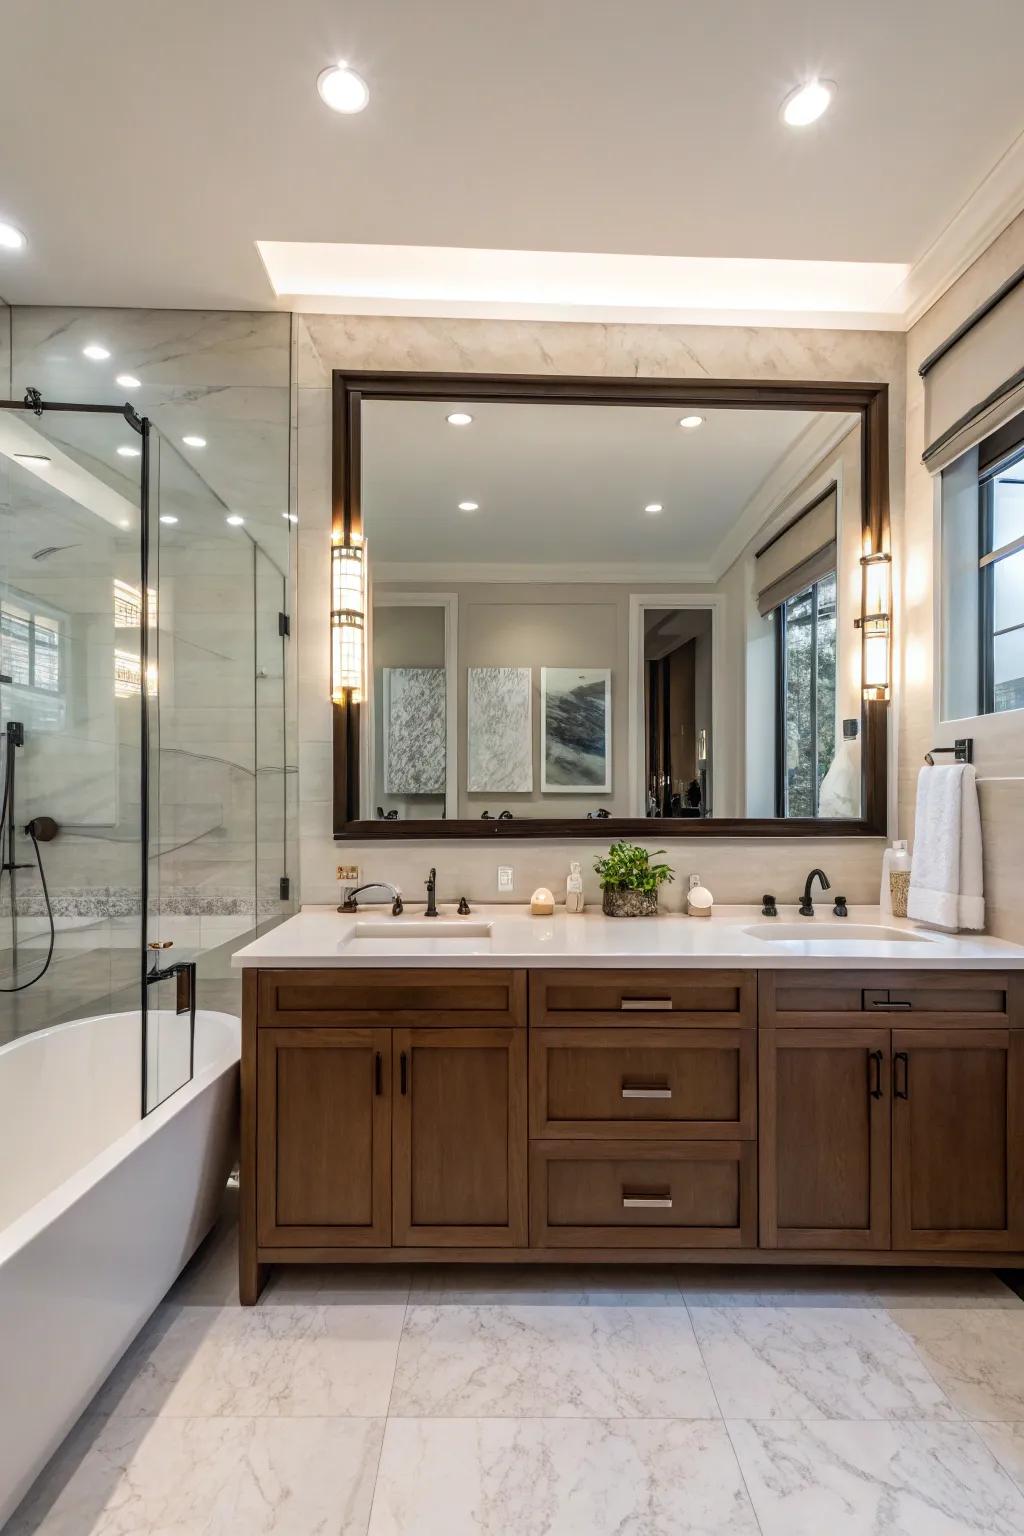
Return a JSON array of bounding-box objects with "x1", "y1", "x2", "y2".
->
[{"x1": 0, "y1": 389, "x2": 290, "y2": 1113}]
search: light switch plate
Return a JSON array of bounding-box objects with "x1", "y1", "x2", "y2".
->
[
  {"x1": 337, "y1": 865, "x2": 360, "y2": 882},
  {"x1": 497, "y1": 865, "x2": 514, "y2": 892}
]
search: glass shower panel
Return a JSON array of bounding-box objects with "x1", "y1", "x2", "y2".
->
[
  {"x1": 256, "y1": 546, "x2": 289, "y2": 926},
  {"x1": 0, "y1": 406, "x2": 144, "y2": 1048}
]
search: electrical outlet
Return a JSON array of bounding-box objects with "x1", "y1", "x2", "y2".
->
[
  {"x1": 337, "y1": 865, "x2": 359, "y2": 882},
  {"x1": 688, "y1": 872, "x2": 701, "y2": 891},
  {"x1": 497, "y1": 865, "x2": 514, "y2": 893}
]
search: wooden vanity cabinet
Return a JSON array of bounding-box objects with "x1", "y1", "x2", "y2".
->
[{"x1": 241, "y1": 962, "x2": 1024, "y2": 1302}]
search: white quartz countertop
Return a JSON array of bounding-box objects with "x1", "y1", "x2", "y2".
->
[{"x1": 232, "y1": 904, "x2": 1024, "y2": 970}]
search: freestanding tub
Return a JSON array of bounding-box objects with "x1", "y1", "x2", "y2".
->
[{"x1": 0, "y1": 1008, "x2": 240, "y2": 1524}]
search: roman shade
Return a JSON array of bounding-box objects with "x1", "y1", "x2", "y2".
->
[
  {"x1": 921, "y1": 264, "x2": 1024, "y2": 473},
  {"x1": 755, "y1": 484, "x2": 837, "y2": 617}
]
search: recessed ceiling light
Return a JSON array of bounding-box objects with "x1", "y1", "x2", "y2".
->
[
  {"x1": 119, "y1": 520, "x2": 131, "y2": 529},
  {"x1": 282, "y1": 511, "x2": 298, "y2": 523},
  {"x1": 458, "y1": 501, "x2": 479, "y2": 512},
  {"x1": 116, "y1": 373, "x2": 141, "y2": 389},
  {"x1": 644, "y1": 503, "x2": 663, "y2": 514},
  {"x1": 182, "y1": 435, "x2": 206, "y2": 449},
  {"x1": 116, "y1": 445, "x2": 141, "y2": 458},
  {"x1": 317, "y1": 61, "x2": 370, "y2": 114},
  {"x1": 447, "y1": 412, "x2": 473, "y2": 427},
  {"x1": 781, "y1": 79, "x2": 835, "y2": 127},
  {"x1": 678, "y1": 414, "x2": 704, "y2": 430},
  {"x1": 13, "y1": 452, "x2": 50, "y2": 466},
  {"x1": 226, "y1": 514, "x2": 245, "y2": 526},
  {"x1": 159, "y1": 515, "x2": 178, "y2": 525},
  {"x1": 83, "y1": 343, "x2": 111, "y2": 361},
  {"x1": 0, "y1": 221, "x2": 26, "y2": 251}
]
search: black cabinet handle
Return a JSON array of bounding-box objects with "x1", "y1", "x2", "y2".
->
[
  {"x1": 374, "y1": 1052, "x2": 382, "y2": 1096},
  {"x1": 894, "y1": 1050, "x2": 909, "y2": 1100},
  {"x1": 400, "y1": 1051, "x2": 408, "y2": 1095},
  {"x1": 868, "y1": 1049, "x2": 884, "y2": 1100}
]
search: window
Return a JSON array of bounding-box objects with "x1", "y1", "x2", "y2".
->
[
  {"x1": 0, "y1": 597, "x2": 66, "y2": 731},
  {"x1": 980, "y1": 457, "x2": 1024, "y2": 714},
  {"x1": 775, "y1": 571, "x2": 837, "y2": 816}
]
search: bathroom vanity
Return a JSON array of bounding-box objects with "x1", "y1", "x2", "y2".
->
[{"x1": 234, "y1": 908, "x2": 1024, "y2": 1302}]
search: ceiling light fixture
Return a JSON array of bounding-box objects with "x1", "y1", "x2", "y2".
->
[
  {"x1": 13, "y1": 452, "x2": 51, "y2": 466},
  {"x1": 678, "y1": 415, "x2": 704, "y2": 430},
  {"x1": 282, "y1": 511, "x2": 298, "y2": 523},
  {"x1": 317, "y1": 61, "x2": 370, "y2": 114},
  {"x1": 781, "y1": 79, "x2": 835, "y2": 127},
  {"x1": 182, "y1": 435, "x2": 206, "y2": 449},
  {"x1": 226, "y1": 514, "x2": 245, "y2": 526},
  {"x1": 446, "y1": 412, "x2": 473, "y2": 427},
  {"x1": 116, "y1": 373, "x2": 141, "y2": 389},
  {"x1": 116, "y1": 445, "x2": 140, "y2": 458},
  {"x1": 159, "y1": 515, "x2": 178, "y2": 525},
  {"x1": 644, "y1": 503, "x2": 663, "y2": 514},
  {"x1": 0, "y1": 221, "x2": 26, "y2": 251},
  {"x1": 458, "y1": 501, "x2": 479, "y2": 512},
  {"x1": 83, "y1": 343, "x2": 111, "y2": 361}
]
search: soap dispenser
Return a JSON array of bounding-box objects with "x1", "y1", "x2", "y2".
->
[
  {"x1": 880, "y1": 839, "x2": 912, "y2": 918},
  {"x1": 566, "y1": 859, "x2": 585, "y2": 914}
]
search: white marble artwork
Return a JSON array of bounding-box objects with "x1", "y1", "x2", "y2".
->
[
  {"x1": 383, "y1": 667, "x2": 446, "y2": 795},
  {"x1": 467, "y1": 666, "x2": 532, "y2": 792},
  {"x1": 541, "y1": 666, "x2": 611, "y2": 792}
]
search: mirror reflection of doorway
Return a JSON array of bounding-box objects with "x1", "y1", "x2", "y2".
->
[{"x1": 643, "y1": 608, "x2": 713, "y2": 817}]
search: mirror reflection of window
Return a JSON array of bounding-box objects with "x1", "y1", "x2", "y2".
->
[{"x1": 776, "y1": 573, "x2": 838, "y2": 817}]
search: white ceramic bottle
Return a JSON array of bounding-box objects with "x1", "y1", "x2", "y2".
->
[{"x1": 566, "y1": 860, "x2": 584, "y2": 914}]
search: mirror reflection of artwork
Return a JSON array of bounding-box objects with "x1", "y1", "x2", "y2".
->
[
  {"x1": 383, "y1": 667, "x2": 446, "y2": 795},
  {"x1": 467, "y1": 666, "x2": 532, "y2": 791},
  {"x1": 541, "y1": 667, "x2": 611, "y2": 792}
]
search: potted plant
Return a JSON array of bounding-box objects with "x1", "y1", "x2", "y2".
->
[{"x1": 593, "y1": 841, "x2": 674, "y2": 917}]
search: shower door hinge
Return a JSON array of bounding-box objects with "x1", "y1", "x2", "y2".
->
[
  {"x1": 279, "y1": 875, "x2": 291, "y2": 900},
  {"x1": 278, "y1": 612, "x2": 290, "y2": 637}
]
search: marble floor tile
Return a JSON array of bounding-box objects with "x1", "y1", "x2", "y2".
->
[
  {"x1": 894, "y1": 1309, "x2": 1024, "y2": 1420},
  {"x1": 94, "y1": 1302, "x2": 404, "y2": 1418},
  {"x1": 7, "y1": 1414, "x2": 384, "y2": 1536},
  {"x1": 408, "y1": 1263, "x2": 685, "y2": 1306},
  {"x1": 971, "y1": 1422, "x2": 1024, "y2": 1496},
  {"x1": 367, "y1": 1417, "x2": 759, "y2": 1536},
  {"x1": 728, "y1": 1418, "x2": 1024, "y2": 1535},
  {"x1": 681, "y1": 1265, "x2": 882, "y2": 1308},
  {"x1": 691, "y1": 1306, "x2": 958, "y2": 1421},
  {"x1": 267, "y1": 1263, "x2": 412, "y2": 1306},
  {"x1": 390, "y1": 1305, "x2": 718, "y2": 1419},
  {"x1": 874, "y1": 1270, "x2": 1021, "y2": 1309}
]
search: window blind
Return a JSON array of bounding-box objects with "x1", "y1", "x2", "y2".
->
[
  {"x1": 921, "y1": 264, "x2": 1024, "y2": 473},
  {"x1": 755, "y1": 484, "x2": 837, "y2": 618}
]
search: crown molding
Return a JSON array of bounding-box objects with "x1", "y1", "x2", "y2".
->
[{"x1": 893, "y1": 128, "x2": 1024, "y2": 330}]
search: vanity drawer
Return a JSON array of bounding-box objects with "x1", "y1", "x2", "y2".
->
[
  {"x1": 530, "y1": 1027, "x2": 756, "y2": 1139},
  {"x1": 258, "y1": 969, "x2": 526, "y2": 1028},
  {"x1": 762, "y1": 971, "x2": 1016, "y2": 1027},
  {"x1": 530, "y1": 969, "x2": 756, "y2": 1028},
  {"x1": 530, "y1": 1140, "x2": 757, "y2": 1248}
]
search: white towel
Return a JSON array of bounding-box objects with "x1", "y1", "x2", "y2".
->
[{"x1": 907, "y1": 764, "x2": 984, "y2": 931}]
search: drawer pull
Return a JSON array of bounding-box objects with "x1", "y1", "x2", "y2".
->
[
  {"x1": 621, "y1": 1083, "x2": 672, "y2": 1099},
  {"x1": 870, "y1": 999, "x2": 912, "y2": 1010},
  {"x1": 620, "y1": 998, "x2": 673, "y2": 1011},
  {"x1": 622, "y1": 1193, "x2": 673, "y2": 1209}
]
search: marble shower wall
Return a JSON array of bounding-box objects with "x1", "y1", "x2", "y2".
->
[
  {"x1": 4, "y1": 308, "x2": 296, "y2": 926},
  {"x1": 903, "y1": 210, "x2": 1024, "y2": 945},
  {"x1": 294, "y1": 314, "x2": 906, "y2": 907}
]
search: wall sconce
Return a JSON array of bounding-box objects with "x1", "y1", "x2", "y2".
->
[
  {"x1": 330, "y1": 535, "x2": 364, "y2": 703},
  {"x1": 855, "y1": 551, "x2": 892, "y2": 701}
]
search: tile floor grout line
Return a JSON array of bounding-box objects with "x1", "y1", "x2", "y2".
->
[
  {"x1": 961, "y1": 1418, "x2": 1024, "y2": 1502},
  {"x1": 684, "y1": 1295, "x2": 767, "y2": 1536},
  {"x1": 883, "y1": 1304, "x2": 979, "y2": 1424},
  {"x1": 362, "y1": 1275, "x2": 411, "y2": 1534}
]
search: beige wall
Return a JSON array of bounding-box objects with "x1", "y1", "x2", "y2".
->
[
  {"x1": 903, "y1": 210, "x2": 1024, "y2": 943},
  {"x1": 296, "y1": 314, "x2": 905, "y2": 907}
]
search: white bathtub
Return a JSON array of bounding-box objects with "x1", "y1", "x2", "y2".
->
[{"x1": 0, "y1": 1008, "x2": 240, "y2": 1525}]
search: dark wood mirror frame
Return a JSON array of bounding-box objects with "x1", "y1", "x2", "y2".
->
[{"x1": 332, "y1": 370, "x2": 890, "y2": 840}]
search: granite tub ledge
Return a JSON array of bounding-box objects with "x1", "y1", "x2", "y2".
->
[{"x1": 231, "y1": 904, "x2": 1024, "y2": 971}]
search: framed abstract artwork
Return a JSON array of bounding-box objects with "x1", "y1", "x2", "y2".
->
[{"x1": 541, "y1": 667, "x2": 611, "y2": 792}]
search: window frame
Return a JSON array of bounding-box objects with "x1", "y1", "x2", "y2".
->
[
  {"x1": 773, "y1": 571, "x2": 837, "y2": 818},
  {"x1": 978, "y1": 455, "x2": 1024, "y2": 716}
]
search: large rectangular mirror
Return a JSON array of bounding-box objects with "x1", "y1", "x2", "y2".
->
[{"x1": 333, "y1": 374, "x2": 889, "y2": 838}]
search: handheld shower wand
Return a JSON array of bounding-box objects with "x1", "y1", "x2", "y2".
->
[{"x1": 0, "y1": 721, "x2": 59, "y2": 993}]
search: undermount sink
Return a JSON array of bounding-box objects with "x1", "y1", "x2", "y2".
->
[
  {"x1": 744, "y1": 922, "x2": 933, "y2": 944},
  {"x1": 348, "y1": 919, "x2": 493, "y2": 941}
]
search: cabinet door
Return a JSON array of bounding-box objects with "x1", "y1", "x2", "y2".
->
[
  {"x1": 892, "y1": 1028, "x2": 1024, "y2": 1251},
  {"x1": 257, "y1": 1027, "x2": 391, "y2": 1247},
  {"x1": 393, "y1": 1027, "x2": 528, "y2": 1246},
  {"x1": 760, "y1": 1027, "x2": 891, "y2": 1250}
]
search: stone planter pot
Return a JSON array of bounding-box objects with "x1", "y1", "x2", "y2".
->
[{"x1": 601, "y1": 887, "x2": 658, "y2": 918}]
